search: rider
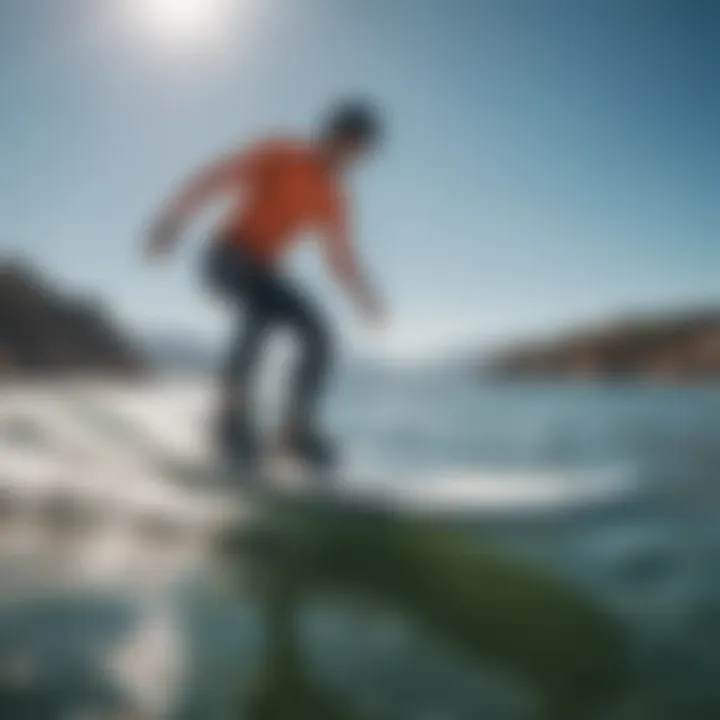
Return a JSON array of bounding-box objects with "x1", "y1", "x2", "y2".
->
[{"x1": 145, "y1": 100, "x2": 385, "y2": 465}]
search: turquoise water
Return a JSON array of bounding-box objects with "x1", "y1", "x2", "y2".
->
[
  {"x1": 330, "y1": 367, "x2": 720, "y2": 473},
  {"x1": 0, "y1": 372, "x2": 718, "y2": 719}
]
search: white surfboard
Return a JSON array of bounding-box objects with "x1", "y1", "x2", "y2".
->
[{"x1": 246, "y1": 456, "x2": 638, "y2": 518}]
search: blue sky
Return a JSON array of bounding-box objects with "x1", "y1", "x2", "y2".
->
[{"x1": 0, "y1": 0, "x2": 718, "y2": 358}]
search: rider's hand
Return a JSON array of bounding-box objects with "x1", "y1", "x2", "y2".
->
[
  {"x1": 359, "y1": 292, "x2": 388, "y2": 329},
  {"x1": 143, "y1": 218, "x2": 177, "y2": 263}
]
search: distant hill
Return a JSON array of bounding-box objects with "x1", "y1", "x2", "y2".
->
[
  {"x1": 0, "y1": 259, "x2": 147, "y2": 377},
  {"x1": 485, "y1": 309, "x2": 720, "y2": 382}
]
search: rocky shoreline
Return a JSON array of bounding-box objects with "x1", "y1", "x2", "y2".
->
[
  {"x1": 0, "y1": 259, "x2": 147, "y2": 377},
  {"x1": 485, "y1": 310, "x2": 720, "y2": 382}
]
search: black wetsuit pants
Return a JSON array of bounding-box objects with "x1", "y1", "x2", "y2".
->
[{"x1": 204, "y1": 240, "x2": 333, "y2": 433}]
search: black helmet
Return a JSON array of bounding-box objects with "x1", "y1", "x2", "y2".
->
[{"x1": 323, "y1": 100, "x2": 382, "y2": 145}]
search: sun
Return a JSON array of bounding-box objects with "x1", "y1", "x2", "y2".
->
[{"x1": 129, "y1": 0, "x2": 231, "y2": 45}]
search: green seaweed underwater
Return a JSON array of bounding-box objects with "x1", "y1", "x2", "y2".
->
[{"x1": 221, "y1": 501, "x2": 628, "y2": 720}]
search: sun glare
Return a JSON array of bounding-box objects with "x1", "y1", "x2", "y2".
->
[{"x1": 130, "y1": 0, "x2": 231, "y2": 45}]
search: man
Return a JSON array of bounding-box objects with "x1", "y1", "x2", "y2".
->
[{"x1": 145, "y1": 101, "x2": 385, "y2": 466}]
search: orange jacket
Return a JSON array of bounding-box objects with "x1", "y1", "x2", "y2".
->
[{"x1": 218, "y1": 138, "x2": 347, "y2": 265}]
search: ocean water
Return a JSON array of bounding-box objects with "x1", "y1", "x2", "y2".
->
[{"x1": 0, "y1": 368, "x2": 718, "y2": 719}]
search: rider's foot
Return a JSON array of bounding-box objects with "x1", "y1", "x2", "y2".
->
[
  {"x1": 280, "y1": 426, "x2": 337, "y2": 468},
  {"x1": 215, "y1": 412, "x2": 259, "y2": 466}
]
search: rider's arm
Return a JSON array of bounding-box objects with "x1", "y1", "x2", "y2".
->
[
  {"x1": 145, "y1": 146, "x2": 266, "y2": 258},
  {"x1": 322, "y1": 200, "x2": 384, "y2": 322}
]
